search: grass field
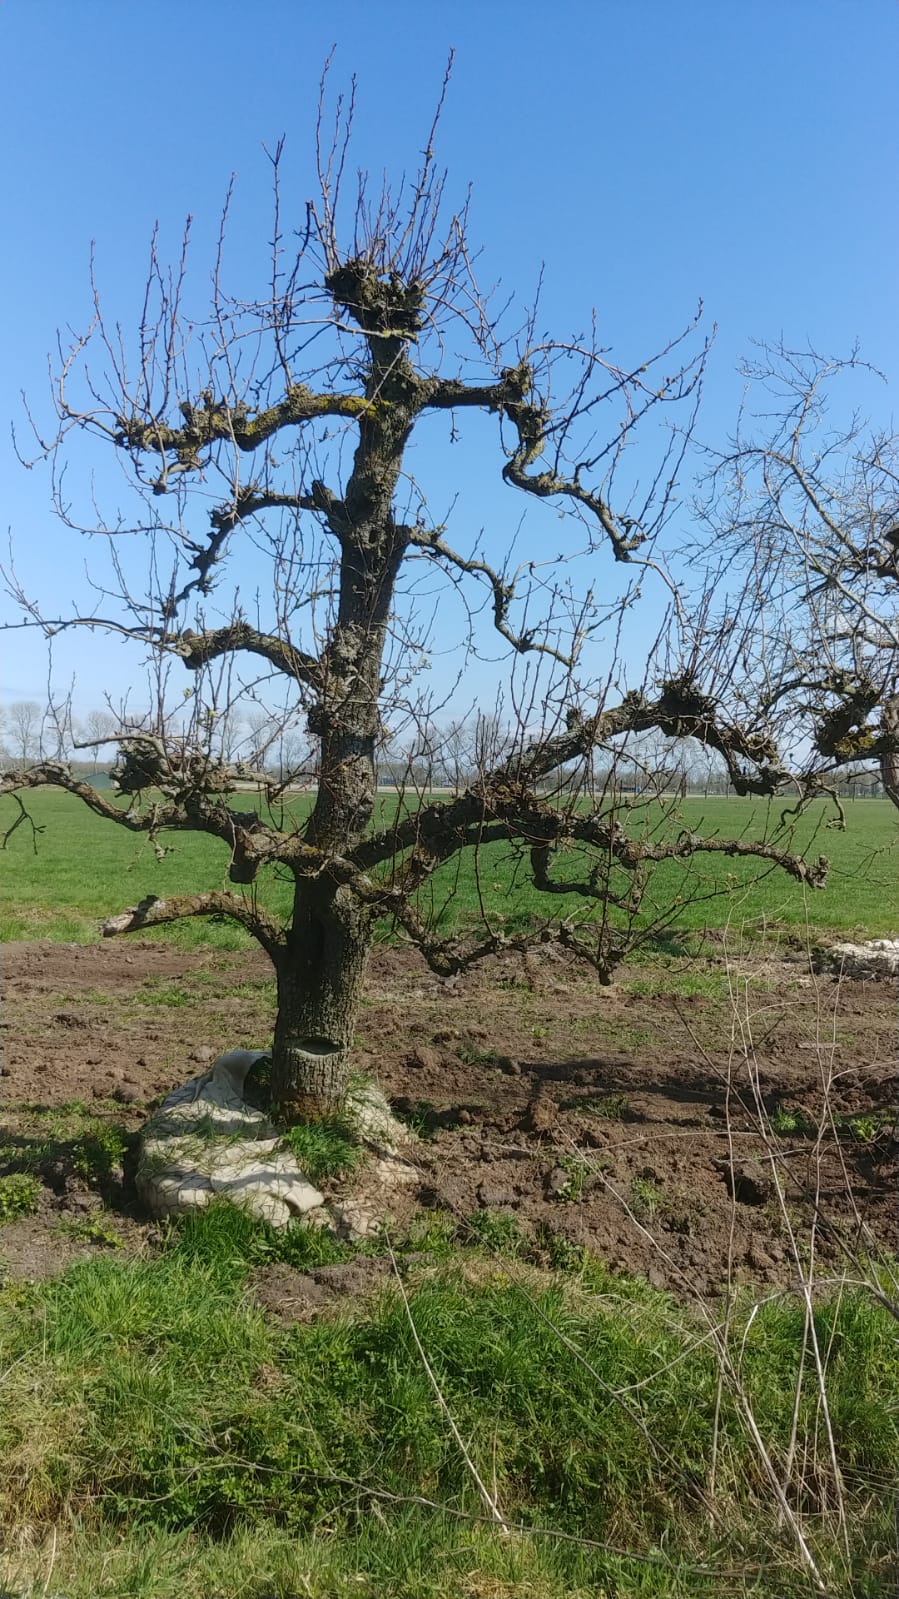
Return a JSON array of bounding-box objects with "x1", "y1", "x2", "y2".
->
[
  {"x1": 1, "y1": 787, "x2": 896, "y2": 947},
  {"x1": 1, "y1": 1205, "x2": 897, "y2": 1599}
]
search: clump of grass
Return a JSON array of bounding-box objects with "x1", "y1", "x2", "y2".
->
[
  {"x1": 282, "y1": 1116, "x2": 364, "y2": 1183},
  {"x1": 171, "y1": 1201, "x2": 351, "y2": 1280},
  {"x1": 463, "y1": 1209, "x2": 525, "y2": 1254},
  {"x1": 769, "y1": 1103, "x2": 818, "y2": 1138},
  {"x1": 0, "y1": 1173, "x2": 42, "y2": 1223},
  {"x1": 581, "y1": 1092, "x2": 630, "y2": 1120}
]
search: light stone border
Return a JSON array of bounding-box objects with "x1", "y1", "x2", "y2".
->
[
  {"x1": 136, "y1": 1049, "x2": 417, "y2": 1237},
  {"x1": 811, "y1": 938, "x2": 899, "y2": 981}
]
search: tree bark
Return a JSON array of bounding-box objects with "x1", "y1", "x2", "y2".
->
[
  {"x1": 880, "y1": 695, "x2": 899, "y2": 811},
  {"x1": 271, "y1": 877, "x2": 372, "y2": 1119}
]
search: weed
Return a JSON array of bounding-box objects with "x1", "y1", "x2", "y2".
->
[
  {"x1": 282, "y1": 1117, "x2": 364, "y2": 1183},
  {"x1": 457, "y1": 1041, "x2": 499, "y2": 1066},
  {"x1": 581, "y1": 1092, "x2": 630, "y2": 1120},
  {"x1": 1, "y1": 1111, "x2": 130, "y2": 1190},
  {"x1": 464, "y1": 1209, "x2": 525, "y2": 1254},
  {"x1": 390, "y1": 1098, "x2": 455, "y2": 1138},
  {"x1": 561, "y1": 1154, "x2": 591, "y2": 1202},
  {"x1": 57, "y1": 1215, "x2": 126, "y2": 1248},
  {"x1": 399, "y1": 1212, "x2": 457, "y2": 1257},
  {"x1": 837, "y1": 1110, "x2": 894, "y2": 1143},
  {"x1": 72, "y1": 1123, "x2": 130, "y2": 1183},
  {"x1": 19, "y1": 1098, "x2": 95, "y2": 1117},
  {"x1": 770, "y1": 1104, "x2": 817, "y2": 1138},
  {"x1": 0, "y1": 1173, "x2": 42, "y2": 1223},
  {"x1": 631, "y1": 1174, "x2": 663, "y2": 1217},
  {"x1": 394, "y1": 1096, "x2": 434, "y2": 1133},
  {"x1": 624, "y1": 970, "x2": 733, "y2": 999},
  {"x1": 542, "y1": 1232, "x2": 590, "y2": 1273},
  {"x1": 135, "y1": 978, "x2": 191, "y2": 1007}
]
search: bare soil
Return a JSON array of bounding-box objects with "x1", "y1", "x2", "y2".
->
[{"x1": 1, "y1": 938, "x2": 896, "y2": 1297}]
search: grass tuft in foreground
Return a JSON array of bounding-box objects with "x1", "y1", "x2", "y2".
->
[
  {"x1": 1, "y1": 1205, "x2": 897, "y2": 1597},
  {"x1": 282, "y1": 1115, "x2": 365, "y2": 1183}
]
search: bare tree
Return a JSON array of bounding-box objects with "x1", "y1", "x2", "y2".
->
[
  {"x1": 1, "y1": 74, "x2": 844, "y2": 1118},
  {"x1": 79, "y1": 708, "x2": 118, "y2": 772},
  {"x1": 6, "y1": 701, "x2": 42, "y2": 764},
  {"x1": 701, "y1": 344, "x2": 899, "y2": 809}
]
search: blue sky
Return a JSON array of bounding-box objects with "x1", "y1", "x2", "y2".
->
[{"x1": 1, "y1": 0, "x2": 897, "y2": 724}]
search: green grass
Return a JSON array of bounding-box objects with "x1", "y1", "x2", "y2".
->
[
  {"x1": 282, "y1": 1116, "x2": 365, "y2": 1183},
  {"x1": 580, "y1": 1092, "x2": 631, "y2": 1120},
  {"x1": 1, "y1": 788, "x2": 896, "y2": 948},
  {"x1": 0, "y1": 1207, "x2": 897, "y2": 1597},
  {"x1": 0, "y1": 1104, "x2": 131, "y2": 1189}
]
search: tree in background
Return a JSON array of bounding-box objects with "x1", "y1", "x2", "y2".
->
[
  {"x1": 702, "y1": 345, "x2": 899, "y2": 810},
  {"x1": 6, "y1": 72, "x2": 889, "y2": 1121},
  {"x1": 78, "y1": 709, "x2": 118, "y2": 772},
  {"x1": 5, "y1": 701, "x2": 42, "y2": 764}
]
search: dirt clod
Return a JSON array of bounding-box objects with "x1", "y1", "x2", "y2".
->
[
  {"x1": 519, "y1": 1093, "x2": 557, "y2": 1136},
  {"x1": 714, "y1": 1157, "x2": 773, "y2": 1206}
]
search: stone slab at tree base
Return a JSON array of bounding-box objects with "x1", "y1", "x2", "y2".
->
[
  {"x1": 136, "y1": 1049, "x2": 417, "y2": 1238},
  {"x1": 812, "y1": 938, "x2": 899, "y2": 981}
]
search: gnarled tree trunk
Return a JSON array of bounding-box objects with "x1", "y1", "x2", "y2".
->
[
  {"x1": 271, "y1": 879, "x2": 372, "y2": 1119},
  {"x1": 880, "y1": 695, "x2": 899, "y2": 810}
]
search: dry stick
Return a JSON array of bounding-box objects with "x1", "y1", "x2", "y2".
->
[
  {"x1": 384, "y1": 1234, "x2": 511, "y2": 1535},
  {"x1": 709, "y1": 941, "x2": 745, "y2": 1502},
  {"x1": 580, "y1": 1152, "x2": 830, "y2": 1592},
  {"x1": 240, "y1": 1455, "x2": 793, "y2": 1587},
  {"x1": 40, "y1": 1526, "x2": 57, "y2": 1599},
  {"x1": 720, "y1": 939, "x2": 807, "y2": 1497},
  {"x1": 730, "y1": 967, "x2": 814, "y2": 1515},
  {"x1": 803, "y1": 957, "x2": 851, "y2": 1545},
  {"x1": 732, "y1": 934, "x2": 849, "y2": 1555}
]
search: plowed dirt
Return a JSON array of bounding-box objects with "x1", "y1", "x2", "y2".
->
[{"x1": 2, "y1": 938, "x2": 896, "y2": 1295}]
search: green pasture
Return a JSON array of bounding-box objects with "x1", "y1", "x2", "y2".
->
[
  {"x1": 0, "y1": 786, "x2": 896, "y2": 948},
  {"x1": 1, "y1": 1206, "x2": 897, "y2": 1598}
]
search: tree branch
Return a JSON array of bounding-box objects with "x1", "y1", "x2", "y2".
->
[
  {"x1": 502, "y1": 393, "x2": 643, "y2": 561},
  {"x1": 116, "y1": 384, "x2": 368, "y2": 469},
  {"x1": 405, "y1": 525, "x2": 575, "y2": 664},
  {"x1": 101, "y1": 892, "x2": 285, "y2": 959},
  {"x1": 422, "y1": 367, "x2": 529, "y2": 412},
  {"x1": 0, "y1": 759, "x2": 290, "y2": 885},
  {"x1": 173, "y1": 623, "x2": 319, "y2": 685}
]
